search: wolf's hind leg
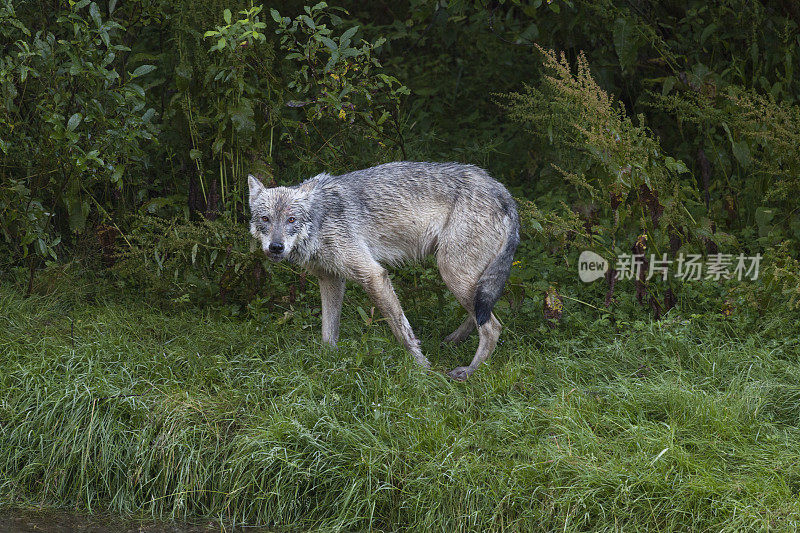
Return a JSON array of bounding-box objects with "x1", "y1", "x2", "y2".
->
[
  {"x1": 442, "y1": 315, "x2": 475, "y2": 345},
  {"x1": 319, "y1": 275, "x2": 346, "y2": 345},
  {"x1": 447, "y1": 314, "x2": 502, "y2": 381},
  {"x1": 358, "y1": 263, "x2": 430, "y2": 369},
  {"x1": 437, "y1": 246, "x2": 501, "y2": 380}
]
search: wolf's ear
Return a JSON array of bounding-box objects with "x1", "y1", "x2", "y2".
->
[
  {"x1": 298, "y1": 172, "x2": 326, "y2": 194},
  {"x1": 248, "y1": 175, "x2": 265, "y2": 203}
]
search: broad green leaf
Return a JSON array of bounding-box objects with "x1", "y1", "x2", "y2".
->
[
  {"x1": 700, "y1": 23, "x2": 717, "y2": 47},
  {"x1": 85, "y1": 149, "x2": 102, "y2": 163},
  {"x1": 212, "y1": 137, "x2": 225, "y2": 154},
  {"x1": 223, "y1": 9, "x2": 231, "y2": 24},
  {"x1": 721, "y1": 122, "x2": 734, "y2": 144},
  {"x1": 324, "y1": 50, "x2": 340, "y2": 72},
  {"x1": 228, "y1": 99, "x2": 255, "y2": 135},
  {"x1": 65, "y1": 196, "x2": 89, "y2": 233},
  {"x1": 755, "y1": 207, "x2": 775, "y2": 237},
  {"x1": 67, "y1": 113, "x2": 82, "y2": 131},
  {"x1": 750, "y1": 42, "x2": 759, "y2": 65},
  {"x1": 518, "y1": 22, "x2": 539, "y2": 43},
  {"x1": 111, "y1": 165, "x2": 124, "y2": 183},
  {"x1": 771, "y1": 81, "x2": 783, "y2": 99},
  {"x1": 755, "y1": 207, "x2": 775, "y2": 228},
  {"x1": 89, "y1": 2, "x2": 102, "y2": 27},
  {"x1": 320, "y1": 36, "x2": 337, "y2": 52},
  {"x1": 175, "y1": 62, "x2": 191, "y2": 90},
  {"x1": 128, "y1": 83, "x2": 145, "y2": 98},
  {"x1": 130, "y1": 64, "x2": 156, "y2": 78},
  {"x1": 662, "y1": 76, "x2": 676, "y2": 96},
  {"x1": 732, "y1": 139, "x2": 750, "y2": 168},
  {"x1": 341, "y1": 25, "x2": 359, "y2": 44},
  {"x1": 613, "y1": 17, "x2": 638, "y2": 71}
]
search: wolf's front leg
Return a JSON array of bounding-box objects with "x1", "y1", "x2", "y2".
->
[
  {"x1": 318, "y1": 275, "x2": 346, "y2": 345},
  {"x1": 359, "y1": 265, "x2": 431, "y2": 369}
]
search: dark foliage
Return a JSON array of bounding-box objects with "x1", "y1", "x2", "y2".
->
[{"x1": 0, "y1": 0, "x2": 798, "y2": 312}]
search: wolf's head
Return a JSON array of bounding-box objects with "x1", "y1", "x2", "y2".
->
[{"x1": 248, "y1": 175, "x2": 315, "y2": 262}]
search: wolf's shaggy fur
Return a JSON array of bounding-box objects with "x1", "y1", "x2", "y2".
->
[{"x1": 249, "y1": 161, "x2": 519, "y2": 380}]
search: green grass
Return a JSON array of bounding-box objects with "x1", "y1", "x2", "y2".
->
[{"x1": 1, "y1": 275, "x2": 800, "y2": 532}]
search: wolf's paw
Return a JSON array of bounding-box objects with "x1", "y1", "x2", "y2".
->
[
  {"x1": 414, "y1": 354, "x2": 432, "y2": 369},
  {"x1": 447, "y1": 366, "x2": 472, "y2": 381}
]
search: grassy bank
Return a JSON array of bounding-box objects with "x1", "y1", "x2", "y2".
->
[{"x1": 1, "y1": 277, "x2": 800, "y2": 531}]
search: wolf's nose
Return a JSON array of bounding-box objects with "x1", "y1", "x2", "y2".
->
[{"x1": 268, "y1": 242, "x2": 284, "y2": 254}]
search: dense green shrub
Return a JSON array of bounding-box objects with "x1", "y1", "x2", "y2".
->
[
  {"x1": 112, "y1": 215, "x2": 307, "y2": 308},
  {"x1": 175, "y1": 3, "x2": 277, "y2": 221},
  {"x1": 0, "y1": 0, "x2": 156, "y2": 269},
  {"x1": 500, "y1": 47, "x2": 722, "y2": 313},
  {"x1": 653, "y1": 87, "x2": 800, "y2": 248},
  {"x1": 0, "y1": 0, "x2": 797, "y2": 314},
  {"x1": 270, "y1": 1, "x2": 409, "y2": 172}
]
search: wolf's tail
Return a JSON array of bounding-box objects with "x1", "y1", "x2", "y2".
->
[{"x1": 474, "y1": 202, "x2": 520, "y2": 326}]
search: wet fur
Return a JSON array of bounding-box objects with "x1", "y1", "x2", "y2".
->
[{"x1": 248, "y1": 161, "x2": 520, "y2": 380}]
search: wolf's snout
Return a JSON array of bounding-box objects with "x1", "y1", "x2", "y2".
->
[{"x1": 268, "y1": 242, "x2": 285, "y2": 254}]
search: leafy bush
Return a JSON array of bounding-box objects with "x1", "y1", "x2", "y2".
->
[
  {"x1": 270, "y1": 1, "x2": 409, "y2": 172},
  {"x1": 112, "y1": 215, "x2": 303, "y2": 307},
  {"x1": 733, "y1": 241, "x2": 800, "y2": 312},
  {"x1": 1, "y1": 0, "x2": 798, "y2": 317},
  {"x1": 176, "y1": 4, "x2": 277, "y2": 220},
  {"x1": 500, "y1": 46, "x2": 723, "y2": 312},
  {"x1": 0, "y1": 0, "x2": 157, "y2": 268},
  {"x1": 654, "y1": 86, "x2": 800, "y2": 248}
]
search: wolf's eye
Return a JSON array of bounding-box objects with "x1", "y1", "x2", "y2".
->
[
  {"x1": 286, "y1": 216, "x2": 296, "y2": 224},
  {"x1": 261, "y1": 215, "x2": 270, "y2": 222}
]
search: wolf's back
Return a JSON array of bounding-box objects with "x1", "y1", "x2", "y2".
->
[
  {"x1": 308, "y1": 162, "x2": 519, "y2": 295},
  {"x1": 323, "y1": 161, "x2": 512, "y2": 219}
]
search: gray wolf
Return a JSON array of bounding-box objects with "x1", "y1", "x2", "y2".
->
[{"x1": 248, "y1": 161, "x2": 520, "y2": 380}]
